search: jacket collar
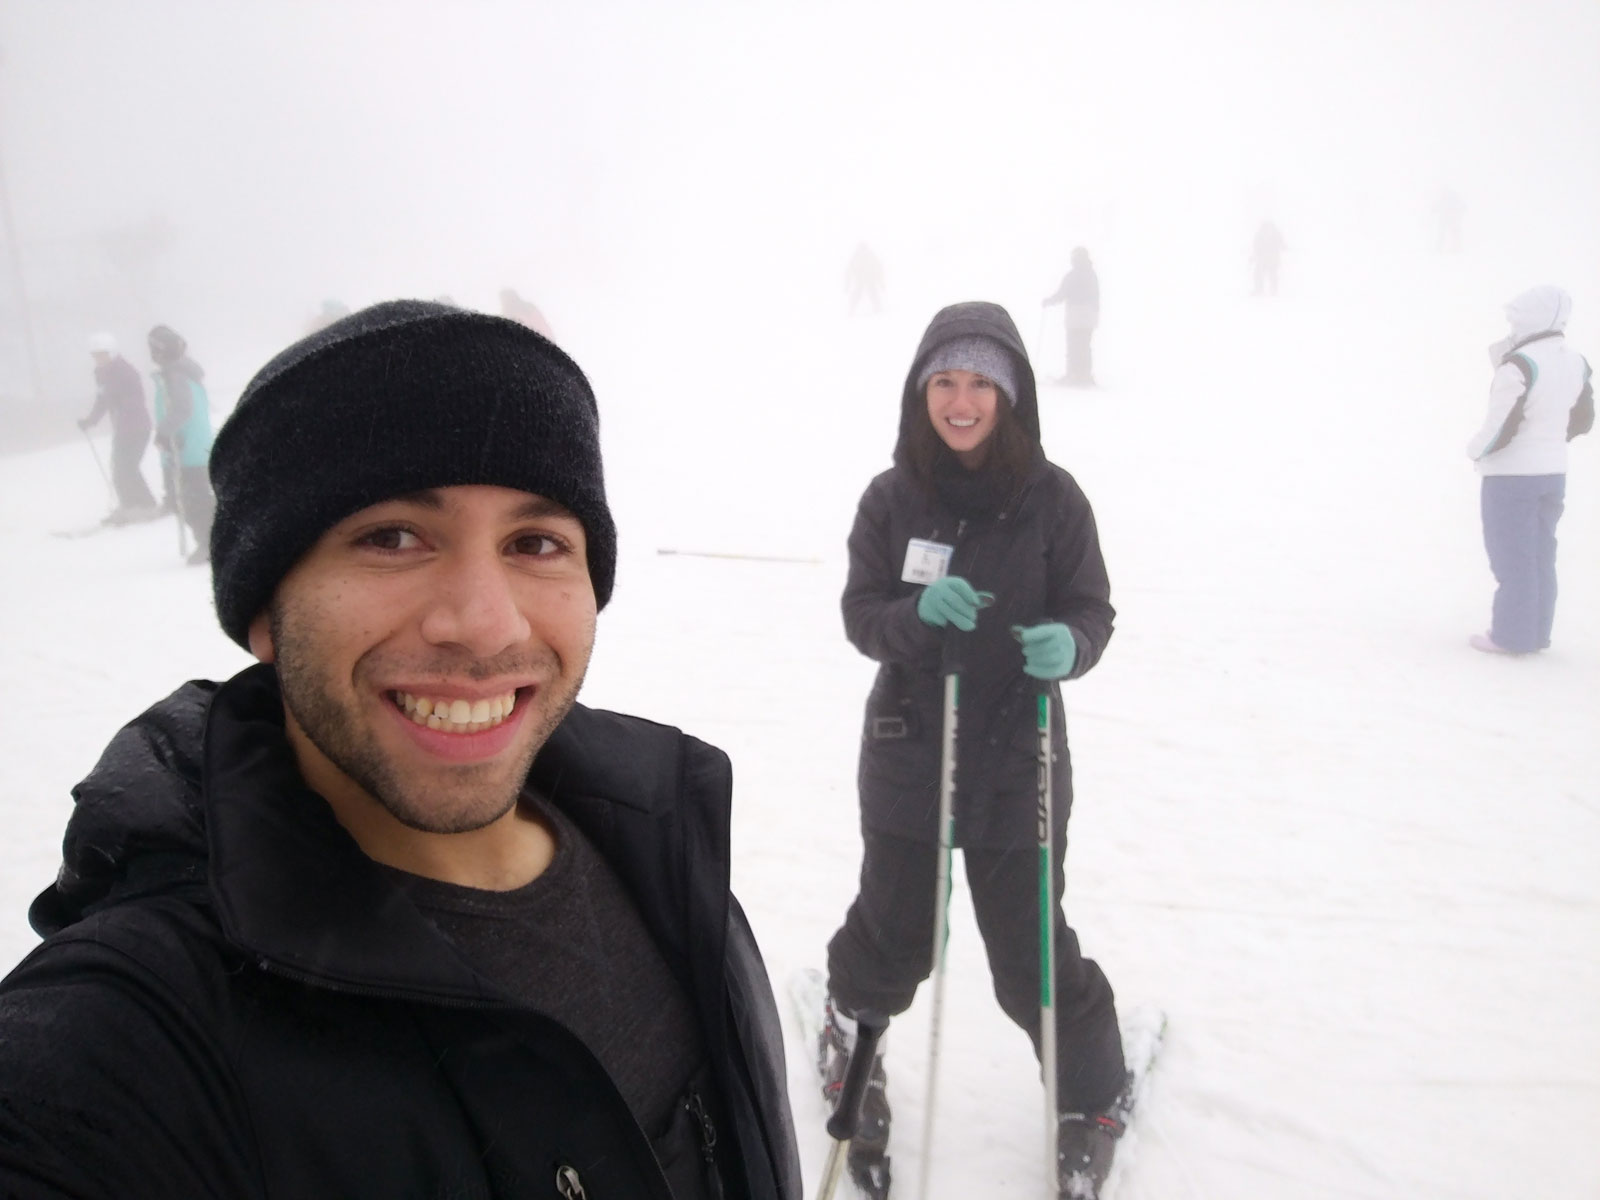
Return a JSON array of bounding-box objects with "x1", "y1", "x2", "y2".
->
[
  {"x1": 197, "y1": 664, "x2": 732, "y2": 1004},
  {"x1": 37, "y1": 661, "x2": 732, "y2": 1004},
  {"x1": 1510, "y1": 329, "x2": 1564, "y2": 354},
  {"x1": 204, "y1": 664, "x2": 494, "y2": 1000}
]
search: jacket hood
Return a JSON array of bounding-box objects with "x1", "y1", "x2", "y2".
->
[
  {"x1": 894, "y1": 301, "x2": 1040, "y2": 468},
  {"x1": 30, "y1": 679, "x2": 216, "y2": 936},
  {"x1": 1506, "y1": 286, "x2": 1571, "y2": 338},
  {"x1": 30, "y1": 665, "x2": 729, "y2": 973}
]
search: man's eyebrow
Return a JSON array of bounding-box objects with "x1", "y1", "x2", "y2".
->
[
  {"x1": 510, "y1": 495, "x2": 577, "y2": 521},
  {"x1": 386, "y1": 489, "x2": 446, "y2": 511}
]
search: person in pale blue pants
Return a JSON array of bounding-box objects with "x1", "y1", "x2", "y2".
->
[{"x1": 1480, "y1": 474, "x2": 1565, "y2": 653}]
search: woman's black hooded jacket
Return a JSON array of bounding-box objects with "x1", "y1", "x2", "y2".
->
[
  {"x1": 0, "y1": 664, "x2": 802, "y2": 1200},
  {"x1": 843, "y1": 301, "x2": 1115, "y2": 849}
]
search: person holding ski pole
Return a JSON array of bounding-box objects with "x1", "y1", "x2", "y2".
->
[
  {"x1": 818, "y1": 300, "x2": 1127, "y2": 1198},
  {"x1": 148, "y1": 324, "x2": 216, "y2": 565},
  {"x1": 79, "y1": 332, "x2": 159, "y2": 523},
  {"x1": 1041, "y1": 247, "x2": 1100, "y2": 387}
]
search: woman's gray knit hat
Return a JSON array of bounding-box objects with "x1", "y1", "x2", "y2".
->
[
  {"x1": 915, "y1": 335, "x2": 1019, "y2": 406},
  {"x1": 208, "y1": 299, "x2": 615, "y2": 648}
]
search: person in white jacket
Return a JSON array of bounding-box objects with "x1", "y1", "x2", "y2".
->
[{"x1": 1466, "y1": 286, "x2": 1593, "y2": 653}]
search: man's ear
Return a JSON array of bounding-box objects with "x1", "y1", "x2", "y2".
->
[{"x1": 247, "y1": 610, "x2": 276, "y2": 663}]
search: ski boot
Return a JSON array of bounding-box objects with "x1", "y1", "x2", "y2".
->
[
  {"x1": 1056, "y1": 1087, "x2": 1128, "y2": 1199},
  {"x1": 819, "y1": 994, "x2": 891, "y2": 1199}
]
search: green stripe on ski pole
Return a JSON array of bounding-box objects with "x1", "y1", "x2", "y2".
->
[
  {"x1": 1036, "y1": 692, "x2": 1052, "y2": 1007},
  {"x1": 1034, "y1": 687, "x2": 1061, "y2": 1190}
]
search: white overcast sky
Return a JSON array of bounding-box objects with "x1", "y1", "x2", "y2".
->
[{"x1": 1, "y1": 0, "x2": 1596, "y2": 405}]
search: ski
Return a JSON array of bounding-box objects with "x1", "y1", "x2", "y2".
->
[
  {"x1": 788, "y1": 967, "x2": 890, "y2": 1200},
  {"x1": 51, "y1": 521, "x2": 114, "y2": 539},
  {"x1": 51, "y1": 507, "x2": 167, "y2": 539},
  {"x1": 791, "y1": 967, "x2": 1165, "y2": 1200},
  {"x1": 786, "y1": 965, "x2": 827, "y2": 1051},
  {"x1": 1064, "y1": 1004, "x2": 1167, "y2": 1200}
]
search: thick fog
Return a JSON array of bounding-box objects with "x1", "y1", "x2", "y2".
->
[
  {"x1": 4, "y1": 1, "x2": 1596, "y2": 412},
  {"x1": 2, "y1": 2, "x2": 1599, "y2": 1197}
]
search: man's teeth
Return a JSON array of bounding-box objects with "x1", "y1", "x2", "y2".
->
[{"x1": 394, "y1": 690, "x2": 519, "y2": 733}]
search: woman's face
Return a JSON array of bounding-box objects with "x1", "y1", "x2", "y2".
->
[{"x1": 925, "y1": 369, "x2": 1000, "y2": 466}]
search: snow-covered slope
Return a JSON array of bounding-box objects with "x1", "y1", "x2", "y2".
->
[{"x1": 4, "y1": 228, "x2": 1596, "y2": 1200}]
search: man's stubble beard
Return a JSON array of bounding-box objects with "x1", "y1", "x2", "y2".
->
[{"x1": 269, "y1": 604, "x2": 586, "y2": 835}]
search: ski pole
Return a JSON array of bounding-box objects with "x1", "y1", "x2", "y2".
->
[
  {"x1": 79, "y1": 426, "x2": 114, "y2": 505},
  {"x1": 917, "y1": 633, "x2": 962, "y2": 1200},
  {"x1": 815, "y1": 1009, "x2": 890, "y2": 1200},
  {"x1": 1033, "y1": 684, "x2": 1059, "y2": 1190},
  {"x1": 163, "y1": 441, "x2": 189, "y2": 559}
]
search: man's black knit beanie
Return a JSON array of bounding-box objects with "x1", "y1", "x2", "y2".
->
[{"x1": 209, "y1": 299, "x2": 616, "y2": 649}]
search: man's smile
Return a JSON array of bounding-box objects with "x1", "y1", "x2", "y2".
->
[{"x1": 391, "y1": 688, "x2": 522, "y2": 734}]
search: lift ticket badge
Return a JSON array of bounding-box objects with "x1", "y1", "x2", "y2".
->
[{"x1": 901, "y1": 538, "x2": 953, "y2": 585}]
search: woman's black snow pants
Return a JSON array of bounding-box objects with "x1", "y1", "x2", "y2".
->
[{"x1": 826, "y1": 828, "x2": 1125, "y2": 1114}]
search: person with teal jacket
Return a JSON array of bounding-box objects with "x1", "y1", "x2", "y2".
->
[{"x1": 148, "y1": 324, "x2": 215, "y2": 564}]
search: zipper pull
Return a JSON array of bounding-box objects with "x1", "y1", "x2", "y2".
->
[
  {"x1": 555, "y1": 1164, "x2": 587, "y2": 1198},
  {"x1": 684, "y1": 1090, "x2": 724, "y2": 1199}
]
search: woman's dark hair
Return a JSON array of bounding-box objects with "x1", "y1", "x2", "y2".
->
[{"x1": 904, "y1": 377, "x2": 1035, "y2": 498}]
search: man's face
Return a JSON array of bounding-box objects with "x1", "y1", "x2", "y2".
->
[{"x1": 248, "y1": 484, "x2": 596, "y2": 835}]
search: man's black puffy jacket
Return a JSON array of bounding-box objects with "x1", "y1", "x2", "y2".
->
[{"x1": 0, "y1": 664, "x2": 802, "y2": 1199}]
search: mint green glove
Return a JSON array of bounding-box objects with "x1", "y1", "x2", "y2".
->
[
  {"x1": 916, "y1": 577, "x2": 994, "y2": 632},
  {"x1": 1015, "y1": 623, "x2": 1077, "y2": 679}
]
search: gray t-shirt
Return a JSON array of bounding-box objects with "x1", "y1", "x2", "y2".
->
[{"x1": 382, "y1": 794, "x2": 706, "y2": 1140}]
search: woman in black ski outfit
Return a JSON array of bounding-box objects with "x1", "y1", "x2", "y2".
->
[{"x1": 820, "y1": 301, "x2": 1125, "y2": 1196}]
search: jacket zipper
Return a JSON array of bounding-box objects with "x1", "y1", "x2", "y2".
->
[
  {"x1": 250, "y1": 959, "x2": 663, "y2": 1200},
  {"x1": 684, "y1": 1088, "x2": 725, "y2": 1200}
]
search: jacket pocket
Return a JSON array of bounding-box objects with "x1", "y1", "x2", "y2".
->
[
  {"x1": 863, "y1": 672, "x2": 923, "y2": 742},
  {"x1": 864, "y1": 696, "x2": 920, "y2": 742},
  {"x1": 652, "y1": 1073, "x2": 725, "y2": 1199}
]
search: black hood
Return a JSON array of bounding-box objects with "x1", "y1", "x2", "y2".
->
[
  {"x1": 30, "y1": 664, "x2": 728, "y2": 966},
  {"x1": 893, "y1": 300, "x2": 1041, "y2": 468},
  {"x1": 30, "y1": 679, "x2": 216, "y2": 936}
]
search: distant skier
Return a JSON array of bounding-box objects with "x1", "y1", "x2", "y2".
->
[
  {"x1": 1041, "y1": 246, "x2": 1100, "y2": 386},
  {"x1": 1250, "y1": 219, "x2": 1285, "y2": 296},
  {"x1": 147, "y1": 324, "x2": 216, "y2": 564},
  {"x1": 845, "y1": 241, "x2": 886, "y2": 315},
  {"x1": 499, "y1": 288, "x2": 555, "y2": 340},
  {"x1": 304, "y1": 299, "x2": 351, "y2": 335},
  {"x1": 820, "y1": 301, "x2": 1126, "y2": 1198},
  {"x1": 1433, "y1": 188, "x2": 1465, "y2": 253},
  {"x1": 78, "y1": 332, "x2": 158, "y2": 523},
  {"x1": 1466, "y1": 286, "x2": 1593, "y2": 654}
]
